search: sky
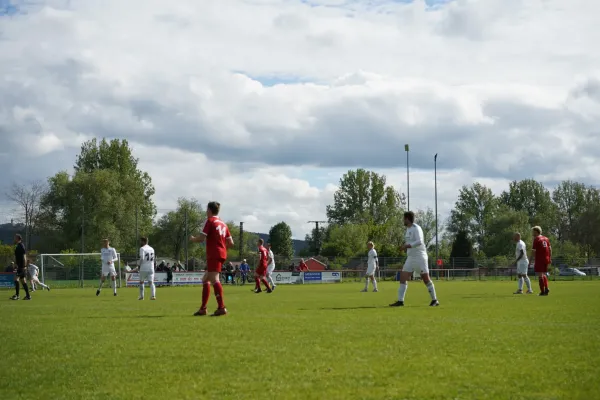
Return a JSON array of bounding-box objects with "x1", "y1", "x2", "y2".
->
[{"x1": 0, "y1": 0, "x2": 599, "y2": 238}]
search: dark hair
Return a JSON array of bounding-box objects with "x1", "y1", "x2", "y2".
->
[
  {"x1": 140, "y1": 237, "x2": 148, "y2": 245},
  {"x1": 15, "y1": 234, "x2": 22, "y2": 241},
  {"x1": 207, "y1": 201, "x2": 220, "y2": 215},
  {"x1": 403, "y1": 211, "x2": 415, "y2": 223}
]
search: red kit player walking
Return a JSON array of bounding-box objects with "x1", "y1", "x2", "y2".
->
[
  {"x1": 530, "y1": 226, "x2": 552, "y2": 296},
  {"x1": 253, "y1": 238, "x2": 272, "y2": 294},
  {"x1": 190, "y1": 201, "x2": 234, "y2": 316}
]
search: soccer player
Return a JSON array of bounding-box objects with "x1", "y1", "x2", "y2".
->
[
  {"x1": 10, "y1": 234, "x2": 31, "y2": 300},
  {"x1": 361, "y1": 241, "x2": 379, "y2": 292},
  {"x1": 97, "y1": 239, "x2": 118, "y2": 297},
  {"x1": 265, "y1": 242, "x2": 277, "y2": 291},
  {"x1": 390, "y1": 211, "x2": 439, "y2": 307},
  {"x1": 530, "y1": 226, "x2": 551, "y2": 296},
  {"x1": 128, "y1": 237, "x2": 156, "y2": 300},
  {"x1": 512, "y1": 233, "x2": 533, "y2": 294},
  {"x1": 239, "y1": 259, "x2": 250, "y2": 285},
  {"x1": 190, "y1": 201, "x2": 234, "y2": 316},
  {"x1": 26, "y1": 260, "x2": 50, "y2": 292},
  {"x1": 253, "y1": 239, "x2": 272, "y2": 293}
]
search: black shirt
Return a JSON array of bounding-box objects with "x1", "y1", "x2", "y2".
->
[{"x1": 15, "y1": 242, "x2": 26, "y2": 268}]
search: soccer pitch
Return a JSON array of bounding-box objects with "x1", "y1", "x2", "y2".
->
[{"x1": 1, "y1": 281, "x2": 599, "y2": 400}]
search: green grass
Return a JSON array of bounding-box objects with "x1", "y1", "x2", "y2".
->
[{"x1": 1, "y1": 281, "x2": 599, "y2": 400}]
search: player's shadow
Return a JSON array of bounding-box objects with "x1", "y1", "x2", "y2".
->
[
  {"x1": 299, "y1": 306, "x2": 385, "y2": 311},
  {"x1": 83, "y1": 315, "x2": 166, "y2": 319}
]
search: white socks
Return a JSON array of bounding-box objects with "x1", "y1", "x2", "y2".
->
[
  {"x1": 150, "y1": 282, "x2": 156, "y2": 298},
  {"x1": 112, "y1": 280, "x2": 117, "y2": 294},
  {"x1": 518, "y1": 277, "x2": 524, "y2": 291},
  {"x1": 372, "y1": 278, "x2": 378, "y2": 291},
  {"x1": 39, "y1": 282, "x2": 48, "y2": 289},
  {"x1": 427, "y1": 281, "x2": 437, "y2": 301},
  {"x1": 267, "y1": 275, "x2": 275, "y2": 288},
  {"x1": 524, "y1": 276, "x2": 532, "y2": 291},
  {"x1": 98, "y1": 280, "x2": 104, "y2": 290},
  {"x1": 398, "y1": 283, "x2": 407, "y2": 301},
  {"x1": 139, "y1": 283, "x2": 145, "y2": 298},
  {"x1": 364, "y1": 278, "x2": 370, "y2": 290}
]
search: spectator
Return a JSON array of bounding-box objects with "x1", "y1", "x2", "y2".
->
[
  {"x1": 5, "y1": 262, "x2": 15, "y2": 273},
  {"x1": 289, "y1": 262, "x2": 295, "y2": 272},
  {"x1": 239, "y1": 259, "x2": 250, "y2": 285},
  {"x1": 157, "y1": 260, "x2": 166, "y2": 272},
  {"x1": 166, "y1": 263, "x2": 173, "y2": 285},
  {"x1": 299, "y1": 259, "x2": 309, "y2": 272},
  {"x1": 225, "y1": 262, "x2": 235, "y2": 284}
]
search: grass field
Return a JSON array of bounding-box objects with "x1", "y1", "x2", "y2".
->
[{"x1": 1, "y1": 280, "x2": 599, "y2": 400}]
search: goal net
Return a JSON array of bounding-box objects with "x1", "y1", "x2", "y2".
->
[{"x1": 39, "y1": 253, "x2": 122, "y2": 289}]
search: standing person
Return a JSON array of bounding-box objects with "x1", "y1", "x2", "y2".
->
[
  {"x1": 530, "y1": 226, "x2": 552, "y2": 296},
  {"x1": 26, "y1": 260, "x2": 50, "y2": 292},
  {"x1": 253, "y1": 239, "x2": 272, "y2": 294},
  {"x1": 298, "y1": 259, "x2": 309, "y2": 272},
  {"x1": 96, "y1": 239, "x2": 118, "y2": 297},
  {"x1": 190, "y1": 201, "x2": 234, "y2": 316},
  {"x1": 166, "y1": 263, "x2": 173, "y2": 286},
  {"x1": 128, "y1": 237, "x2": 156, "y2": 300},
  {"x1": 512, "y1": 233, "x2": 533, "y2": 294},
  {"x1": 265, "y1": 243, "x2": 277, "y2": 291},
  {"x1": 361, "y1": 241, "x2": 379, "y2": 292},
  {"x1": 239, "y1": 259, "x2": 250, "y2": 285},
  {"x1": 10, "y1": 234, "x2": 31, "y2": 300},
  {"x1": 390, "y1": 211, "x2": 439, "y2": 307}
]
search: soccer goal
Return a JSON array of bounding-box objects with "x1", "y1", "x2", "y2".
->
[{"x1": 39, "y1": 253, "x2": 122, "y2": 289}]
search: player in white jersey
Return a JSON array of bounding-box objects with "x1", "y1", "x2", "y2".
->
[
  {"x1": 512, "y1": 232, "x2": 533, "y2": 294},
  {"x1": 97, "y1": 238, "x2": 118, "y2": 296},
  {"x1": 127, "y1": 237, "x2": 156, "y2": 300},
  {"x1": 390, "y1": 211, "x2": 439, "y2": 307},
  {"x1": 26, "y1": 260, "x2": 50, "y2": 292},
  {"x1": 265, "y1": 243, "x2": 277, "y2": 291},
  {"x1": 361, "y1": 241, "x2": 379, "y2": 292}
]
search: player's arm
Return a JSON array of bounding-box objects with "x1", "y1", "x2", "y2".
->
[
  {"x1": 548, "y1": 244, "x2": 552, "y2": 264},
  {"x1": 405, "y1": 229, "x2": 423, "y2": 249}
]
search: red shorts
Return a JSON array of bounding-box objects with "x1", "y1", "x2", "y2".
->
[
  {"x1": 534, "y1": 262, "x2": 548, "y2": 273},
  {"x1": 255, "y1": 266, "x2": 267, "y2": 276},
  {"x1": 206, "y1": 259, "x2": 225, "y2": 273}
]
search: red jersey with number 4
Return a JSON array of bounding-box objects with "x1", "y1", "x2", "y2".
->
[
  {"x1": 258, "y1": 246, "x2": 268, "y2": 268},
  {"x1": 202, "y1": 216, "x2": 231, "y2": 260},
  {"x1": 533, "y1": 235, "x2": 551, "y2": 265}
]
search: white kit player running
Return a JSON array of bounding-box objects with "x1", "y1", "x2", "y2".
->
[
  {"x1": 361, "y1": 241, "x2": 379, "y2": 292},
  {"x1": 390, "y1": 211, "x2": 439, "y2": 307},
  {"x1": 26, "y1": 260, "x2": 50, "y2": 292},
  {"x1": 266, "y1": 243, "x2": 277, "y2": 291},
  {"x1": 97, "y1": 239, "x2": 118, "y2": 297},
  {"x1": 128, "y1": 237, "x2": 156, "y2": 300},
  {"x1": 512, "y1": 232, "x2": 533, "y2": 294}
]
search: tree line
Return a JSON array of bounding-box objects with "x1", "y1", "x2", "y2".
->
[{"x1": 5, "y1": 139, "x2": 599, "y2": 266}]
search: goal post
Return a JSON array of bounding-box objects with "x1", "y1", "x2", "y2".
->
[{"x1": 39, "y1": 253, "x2": 122, "y2": 288}]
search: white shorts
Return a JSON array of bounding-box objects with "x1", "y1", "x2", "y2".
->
[
  {"x1": 516, "y1": 262, "x2": 529, "y2": 275},
  {"x1": 403, "y1": 256, "x2": 429, "y2": 275},
  {"x1": 366, "y1": 265, "x2": 376, "y2": 276},
  {"x1": 101, "y1": 265, "x2": 117, "y2": 277},
  {"x1": 267, "y1": 265, "x2": 275, "y2": 275},
  {"x1": 139, "y1": 270, "x2": 155, "y2": 283}
]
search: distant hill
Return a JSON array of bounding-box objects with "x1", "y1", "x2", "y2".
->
[{"x1": 254, "y1": 232, "x2": 308, "y2": 255}]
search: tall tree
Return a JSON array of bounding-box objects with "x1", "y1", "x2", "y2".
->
[
  {"x1": 447, "y1": 183, "x2": 498, "y2": 252},
  {"x1": 321, "y1": 224, "x2": 369, "y2": 258},
  {"x1": 326, "y1": 169, "x2": 405, "y2": 225},
  {"x1": 227, "y1": 223, "x2": 259, "y2": 260},
  {"x1": 5, "y1": 180, "x2": 47, "y2": 250},
  {"x1": 484, "y1": 206, "x2": 531, "y2": 257},
  {"x1": 38, "y1": 138, "x2": 156, "y2": 253},
  {"x1": 303, "y1": 226, "x2": 328, "y2": 256},
  {"x1": 499, "y1": 179, "x2": 556, "y2": 229},
  {"x1": 153, "y1": 198, "x2": 205, "y2": 261},
  {"x1": 552, "y1": 181, "x2": 588, "y2": 241},
  {"x1": 268, "y1": 222, "x2": 294, "y2": 259},
  {"x1": 450, "y1": 230, "x2": 473, "y2": 259},
  {"x1": 414, "y1": 208, "x2": 437, "y2": 251}
]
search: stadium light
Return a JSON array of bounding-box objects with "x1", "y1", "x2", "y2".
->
[{"x1": 434, "y1": 153, "x2": 438, "y2": 263}]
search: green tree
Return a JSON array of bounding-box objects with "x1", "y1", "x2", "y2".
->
[
  {"x1": 321, "y1": 224, "x2": 369, "y2": 258},
  {"x1": 447, "y1": 183, "x2": 498, "y2": 253},
  {"x1": 326, "y1": 169, "x2": 404, "y2": 225},
  {"x1": 552, "y1": 180, "x2": 588, "y2": 241},
  {"x1": 571, "y1": 201, "x2": 600, "y2": 258},
  {"x1": 38, "y1": 138, "x2": 156, "y2": 253},
  {"x1": 153, "y1": 198, "x2": 205, "y2": 261},
  {"x1": 303, "y1": 226, "x2": 328, "y2": 256},
  {"x1": 499, "y1": 179, "x2": 556, "y2": 229},
  {"x1": 227, "y1": 223, "x2": 259, "y2": 261},
  {"x1": 485, "y1": 206, "x2": 531, "y2": 257},
  {"x1": 450, "y1": 230, "x2": 473, "y2": 259},
  {"x1": 414, "y1": 208, "x2": 437, "y2": 251},
  {"x1": 268, "y1": 222, "x2": 294, "y2": 259}
]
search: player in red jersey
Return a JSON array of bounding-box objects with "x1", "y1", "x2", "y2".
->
[
  {"x1": 530, "y1": 226, "x2": 552, "y2": 296},
  {"x1": 253, "y1": 238, "x2": 272, "y2": 294},
  {"x1": 190, "y1": 201, "x2": 234, "y2": 316}
]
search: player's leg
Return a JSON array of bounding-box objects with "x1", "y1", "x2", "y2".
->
[
  {"x1": 97, "y1": 268, "x2": 107, "y2": 295},
  {"x1": 515, "y1": 274, "x2": 524, "y2": 294},
  {"x1": 523, "y1": 273, "x2": 532, "y2": 293},
  {"x1": 421, "y1": 272, "x2": 439, "y2": 306},
  {"x1": 33, "y1": 276, "x2": 49, "y2": 291},
  {"x1": 543, "y1": 265, "x2": 550, "y2": 294},
  {"x1": 20, "y1": 274, "x2": 31, "y2": 299},
  {"x1": 110, "y1": 271, "x2": 117, "y2": 295},
  {"x1": 138, "y1": 272, "x2": 145, "y2": 300},
  {"x1": 259, "y1": 269, "x2": 272, "y2": 292},
  {"x1": 371, "y1": 274, "x2": 378, "y2": 292},
  {"x1": 253, "y1": 271, "x2": 261, "y2": 293},
  {"x1": 11, "y1": 274, "x2": 20, "y2": 300},
  {"x1": 29, "y1": 276, "x2": 36, "y2": 291},
  {"x1": 149, "y1": 273, "x2": 156, "y2": 300},
  {"x1": 535, "y1": 269, "x2": 546, "y2": 295},
  {"x1": 391, "y1": 259, "x2": 413, "y2": 306},
  {"x1": 266, "y1": 267, "x2": 276, "y2": 290},
  {"x1": 361, "y1": 273, "x2": 370, "y2": 292}
]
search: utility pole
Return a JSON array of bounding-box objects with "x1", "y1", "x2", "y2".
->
[
  {"x1": 135, "y1": 205, "x2": 139, "y2": 265},
  {"x1": 184, "y1": 208, "x2": 189, "y2": 269},
  {"x1": 81, "y1": 203, "x2": 85, "y2": 288},
  {"x1": 308, "y1": 220, "x2": 327, "y2": 255},
  {"x1": 405, "y1": 144, "x2": 410, "y2": 211},
  {"x1": 239, "y1": 222, "x2": 244, "y2": 260},
  {"x1": 434, "y1": 153, "x2": 439, "y2": 263}
]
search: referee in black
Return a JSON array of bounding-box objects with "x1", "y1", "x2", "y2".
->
[{"x1": 10, "y1": 234, "x2": 31, "y2": 300}]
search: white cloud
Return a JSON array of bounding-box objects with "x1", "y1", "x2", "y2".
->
[{"x1": 0, "y1": 0, "x2": 599, "y2": 238}]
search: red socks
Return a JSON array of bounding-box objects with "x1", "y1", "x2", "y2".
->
[
  {"x1": 538, "y1": 277, "x2": 544, "y2": 293},
  {"x1": 213, "y1": 282, "x2": 225, "y2": 309},
  {"x1": 261, "y1": 278, "x2": 271, "y2": 291},
  {"x1": 255, "y1": 277, "x2": 261, "y2": 290},
  {"x1": 201, "y1": 283, "x2": 210, "y2": 310},
  {"x1": 543, "y1": 275, "x2": 549, "y2": 290}
]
